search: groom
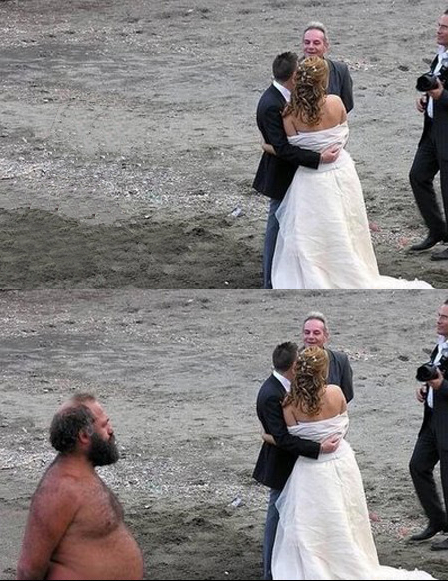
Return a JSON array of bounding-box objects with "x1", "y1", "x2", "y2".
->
[
  {"x1": 253, "y1": 341, "x2": 341, "y2": 580},
  {"x1": 253, "y1": 51, "x2": 341, "y2": 289}
]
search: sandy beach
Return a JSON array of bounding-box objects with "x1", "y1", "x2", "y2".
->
[
  {"x1": 1, "y1": 289, "x2": 448, "y2": 579},
  {"x1": 1, "y1": 1, "x2": 448, "y2": 579},
  {"x1": 0, "y1": 0, "x2": 447, "y2": 288}
]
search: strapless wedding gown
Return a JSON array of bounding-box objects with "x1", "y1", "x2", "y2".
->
[
  {"x1": 271, "y1": 412, "x2": 436, "y2": 580},
  {"x1": 271, "y1": 123, "x2": 433, "y2": 289}
]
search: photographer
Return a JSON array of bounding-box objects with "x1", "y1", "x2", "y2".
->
[
  {"x1": 409, "y1": 10, "x2": 448, "y2": 260},
  {"x1": 409, "y1": 300, "x2": 448, "y2": 549}
]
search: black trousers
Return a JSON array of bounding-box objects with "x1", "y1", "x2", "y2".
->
[
  {"x1": 409, "y1": 124, "x2": 448, "y2": 237},
  {"x1": 409, "y1": 415, "x2": 448, "y2": 528}
]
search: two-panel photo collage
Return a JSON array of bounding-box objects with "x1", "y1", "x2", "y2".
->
[{"x1": 1, "y1": 1, "x2": 448, "y2": 580}]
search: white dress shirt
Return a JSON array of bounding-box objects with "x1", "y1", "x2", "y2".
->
[
  {"x1": 426, "y1": 335, "x2": 448, "y2": 408},
  {"x1": 273, "y1": 369, "x2": 291, "y2": 393},
  {"x1": 427, "y1": 46, "x2": 448, "y2": 118},
  {"x1": 273, "y1": 80, "x2": 291, "y2": 104}
]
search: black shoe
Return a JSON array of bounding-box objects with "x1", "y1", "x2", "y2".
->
[
  {"x1": 431, "y1": 247, "x2": 448, "y2": 261},
  {"x1": 409, "y1": 524, "x2": 444, "y2": 541},
  {"x1": 431, "y1": 537, "x2": 448, "y2": 551},
  {"x1": 409, "y1": 234, "x2": 445, "y2": 252}
]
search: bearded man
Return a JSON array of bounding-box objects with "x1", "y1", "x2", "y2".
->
[{"x1": 17, "y1": 393, "x2": 144, "y2": 580}]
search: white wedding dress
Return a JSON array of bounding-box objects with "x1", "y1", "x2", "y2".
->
[
  {"x1": 271, "y1": 412, "x2": 436, "y2": 580},
  {"x1": 271, "y1": 123, "x2": 433, "y2": 289}
]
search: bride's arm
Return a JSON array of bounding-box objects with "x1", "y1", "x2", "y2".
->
[
  {"x1": 261, "y1": 395, "x2": 320, "y2": 459},
  {"x1": 339, "y1": 101, "x2": 348, "y2": 126},
  {"x1": 282, "y1": 114, "x2": 296, "y2": 137},
  {"x1": 261, "y1": 135, "x2": 276, "y2": 156},
  {"x1": 261, "y1": 430, "x2": 276, "y2": 445},
  {"x1": 283, "y1": 404, "x2": 297, "y2": 426},
  {"x1": 261, "y1": 103, "x2": 320, "y2": 169},
  {"x1": 261, "y1": 404, "x2": 297, "y2": 445}
]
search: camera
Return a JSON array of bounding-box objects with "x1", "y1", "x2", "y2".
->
[
  {"x1": 416, "y1": 353, "x2": 448, "y2": 382},
  {"x1": 416, "y1": 57, "x2": 448, "y2": 92}
]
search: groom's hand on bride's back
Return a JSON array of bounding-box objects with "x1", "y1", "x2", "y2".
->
[
  {"x1": 320, "y1": 433, "x2": 342, "y2": 454},
  {"x1": 320, "y1": 144, "x2": 342, "y2": 164}
]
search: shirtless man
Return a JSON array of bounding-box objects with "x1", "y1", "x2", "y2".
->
[{"x1": 17, "y1": 393, "x2": 144, "y2": 581}]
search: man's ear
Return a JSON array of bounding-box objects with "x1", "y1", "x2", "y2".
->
[{"x1": 78, "y1": 429, "x2": 91, "y2": 446}]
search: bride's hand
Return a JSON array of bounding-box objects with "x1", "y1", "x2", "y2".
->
[
  {"x1": 261, "y1": 430, "x2": 276, "y2": 445},
  {"x1": 261, "y1": 138, "x2": 276, "y2": 156}
]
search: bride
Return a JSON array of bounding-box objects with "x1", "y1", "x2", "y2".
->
[
  {"x1": 264, "y1": 346, "x2": 436, "y2": 580},
  {"x1": 267, "y1": 56, "x2": 432, "y2": 289}
]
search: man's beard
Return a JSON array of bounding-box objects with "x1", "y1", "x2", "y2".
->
[{"x1": 88, "y1": 432, "x2": 120, "y2": 466}]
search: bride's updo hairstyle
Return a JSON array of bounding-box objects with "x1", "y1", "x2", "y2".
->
[
  {"x1": 284, "y1": 56, "x2": 329, "y2": 126},
  {"x1": 284, "y1": 346, "x2": 329, "y2": 416}
]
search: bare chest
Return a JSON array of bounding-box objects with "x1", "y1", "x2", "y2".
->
[{"x1": 72, "y1": 476, "x2": 124, "y2": 538}]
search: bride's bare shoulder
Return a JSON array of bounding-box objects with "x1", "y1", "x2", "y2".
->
[
  {"x1": 325, "y1": 384, "x2": 348, "y2": 413},
  {"x1": 324, "y1": 95, "x2": 347, "y2": 123},
  {"x1": 326, "y1": 383, "x2": 342, "y2": 391},
  {"x1": 325, "y1": 94, "x2": 343, "y2": 106},
  {"x1": 326, "y1": 383, "x2": 345, "y2": 400}
]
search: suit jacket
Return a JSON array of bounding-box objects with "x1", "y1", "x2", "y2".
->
[
  {"x1": 421, "y1": 345, "x2": 448, "y2": 440},
  {"x1": 252, "y1": 84, "x2": 320, "y2": 200},
  {"x1": 326, "y1": 58, "x2": 354, "y2": 114},
  {"x1": 252, "y1": 58, "x2": 353, "y2": 201},
  {"x1": 252, "y1": 374, "x2": 320, "y2": 490},
  {"x1": 252, "y1": 349, "x2": 353, "y2": 490},
  {"x1": 327, "y1": 348, "x2": 354, "y2": 403},
  {"x1": 420, "y1": 55, "x2": 448, "y2": 158}
]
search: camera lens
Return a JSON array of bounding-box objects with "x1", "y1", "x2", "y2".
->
[
  {"x1": 416, "y1": 73, "x2": 438, "y2": 92},
  {"x1": 416, "y1": 363, "x2": 438, "y2": 382}
]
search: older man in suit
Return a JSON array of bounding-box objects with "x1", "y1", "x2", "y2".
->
[
  {"x1": 409, "y1": 10, "x2": 448, "y2": 259},
  {"x1": 253, "y1": 342, "x2": 341, "y2": 580},
  {"x1": 252, "y1": 52, "x2": 340, "y2": 289},
  {"x1": 409, "y1": 299, "x2": 448, "y2": 548},
  {"x1": 301, "y1": 311, "x2": 354, "y2": 403},
  {"x1": 301, "y1": 21, "x2": 354, "y2": 114}
]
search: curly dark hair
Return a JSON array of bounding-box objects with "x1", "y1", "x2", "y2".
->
[
  {"x1": 284, "y1": 56, "x2": 329, "y2": 126},
  {"x1": 49, "y1": 393, "x2": 96, "y2": 453},
  {"x1": 284, "y1": 346, "x2": 328, "y2": 416}
]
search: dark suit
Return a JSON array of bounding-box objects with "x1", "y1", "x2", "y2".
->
[
  {"x1": 327, "y1": 58, "x2": 354, "y2": 114},
  {"x1": 253, "y1": 59, "x2": 354, "y2": 288},
  {"x1": 253, "y1": 353, "x2": 353, "y2": 580},
  {"x1": 327, "y1": 348, "x2": 354, "y2": 403},
  {"x1": 410, "y1": 344, "x2": 448, "y2": 529},
  {"x1": 253, "y1": 349, "x2": 353, "y2": 490},
  {"x1": 253, "y1": 372, "x2": 320, "y2": 579},
  {"x1": 253, "y1": 374, "x2": 320, "y2": 490},
  {"x1": 253, "y1": 61, "x2": 353, "y2": 202},
  {"x1": 252, "y1": 84, "x2": 320, "y2": 201},
  {"x1": 409, "y1": 54, "x2": 448, "y2": 238},
  {"x1": 252, "y1": 83, "x2": 320, "y2": 288}
]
